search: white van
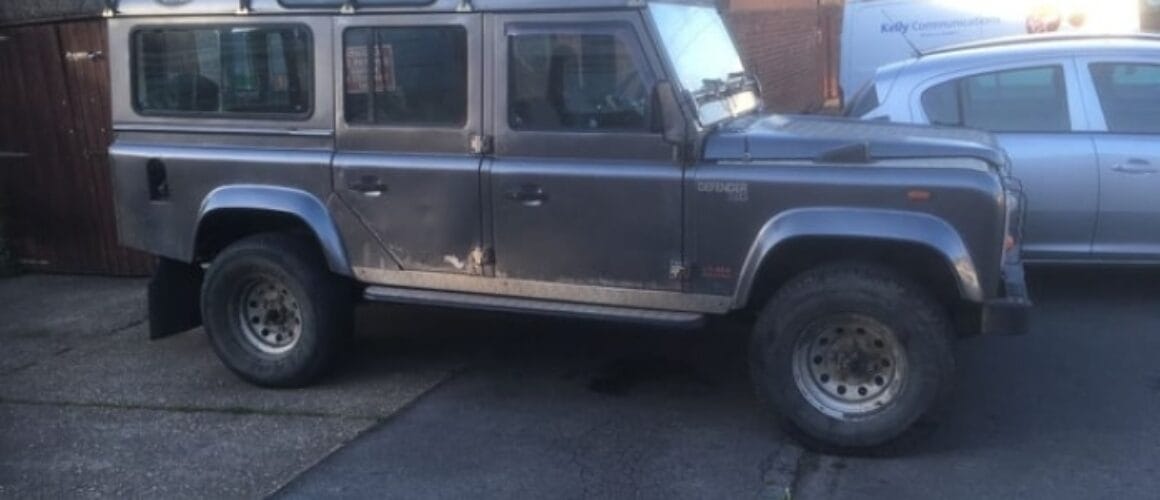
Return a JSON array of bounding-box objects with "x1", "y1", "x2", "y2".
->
[{"x1": 840, "y1": 0, "x2": 1142, "y2": 101}]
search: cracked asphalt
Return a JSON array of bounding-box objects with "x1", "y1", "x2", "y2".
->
[{"x1": 3, "y1": 269, "x2": 1160, "y2": 499}]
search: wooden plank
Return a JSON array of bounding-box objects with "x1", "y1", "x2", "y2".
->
[
  {"x1": 7, "y1": 25, "x2": 63, "y2": 271},
  {"x1": 58, "y1": 20, "x2": 153, "y2": 275},
  {"x1": 59, "y1": 21, "x2": 116, "y2": 273}
]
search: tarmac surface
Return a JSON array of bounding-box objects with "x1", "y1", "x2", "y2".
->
[{"x1": 3, "y1": 269, "x2": 1159, "y2": 499}]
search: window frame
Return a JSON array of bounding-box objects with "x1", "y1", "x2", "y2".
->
[
  {"x1": 334, "y1": 13, "x2": 481, "y2": 155},
  {"x1": 911, "y1": 59, "x2": 1086, "y2": 134},
  {"x1": 490, "y1": 12, "x2": 674, "y2": 162},
  {"x1": 129, "y1": 23, "x2": 316, "y2": 121}
]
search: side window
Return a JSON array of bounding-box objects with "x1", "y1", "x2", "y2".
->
[
  {"x1": 343, "y1": 26, "x2": 467, "y2": 127},
  {"x1": 1089, "y1": 63, "x2": 1160, "y2": 134},
  {"x1": 133, "y1": 25, "x2": 312, "y2": 117},
  {"x1": 507, "y1": 26, "x2": 652, "y2": 131},
  {"x1": 921, "y1": 80, "x2": 960, "y2": 126},
  {"x1": 921, "y1": 66, "x2": 1070, "y2": 133}
]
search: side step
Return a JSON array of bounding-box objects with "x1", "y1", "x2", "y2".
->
[{"x1": 364, "y1": 286, "x2": 705, "y2": 328}]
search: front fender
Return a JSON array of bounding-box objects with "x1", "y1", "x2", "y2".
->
[
  {"x1": 197, "y1": 185, "x2": 351, "y2": 276},
  {"x1": 733, "y1": 207, "x2": 982, "y2": 307}
]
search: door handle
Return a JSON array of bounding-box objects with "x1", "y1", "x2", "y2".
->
[
  {"x1": 504, "y1": 184, "x2": 547, "y2": 207},
  {"x1": 347, "y1": 175, "x2": 387, "y2": 197},
  {"x1": 1112, "y1": 159, "x2": 1157, "y2": 175}
]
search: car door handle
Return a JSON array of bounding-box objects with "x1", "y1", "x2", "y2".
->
[
  {"x1": 347, "y1": 175, "x2": 388, "y2": 197},
  {"x1": 504, "y1": 184, "x2": 547, "y2": 207},
  {"x1": 1112, "y1": 159, "x2": 1158, "y2": 175}
]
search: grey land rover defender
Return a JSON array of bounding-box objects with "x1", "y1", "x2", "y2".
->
[{"x1": 106, "y1": 0, "x2": 1030, "y2": 450}]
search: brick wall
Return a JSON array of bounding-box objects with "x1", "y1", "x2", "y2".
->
[{"x1": 724, "y1": 0, "x2": 842, "y2": 113}]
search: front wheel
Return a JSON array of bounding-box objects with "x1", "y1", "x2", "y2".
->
[
  {"x1": 201, "y1": 233, "x2": 352, "y2": 388},
  {"x1": 750, "y1": 262, "x2": 955, "y2": 451}
]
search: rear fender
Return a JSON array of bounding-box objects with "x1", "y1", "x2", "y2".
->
[{"x1": 197, "y1": 185, "x2": 351, "y2": 276}]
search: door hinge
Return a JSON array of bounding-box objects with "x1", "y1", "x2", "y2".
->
[
  {"x1": 470, "y1": 247, "x2": 495, "y2": 268},
  {"x1": 65, "y1": 50, "x2": 103, "y2": 62},
  {"x1": 470, "y1": 134, "x2": 493, "y2": 155}
]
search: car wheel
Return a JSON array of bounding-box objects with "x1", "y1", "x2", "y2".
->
[
  {"x1": 750, "y1": 262, "x2": 954, "y2": 452},
  {"x1": 201, "y1": 232, "x2": 351, "y2": 387}
]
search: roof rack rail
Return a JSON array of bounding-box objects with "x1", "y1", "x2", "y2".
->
[
  {"x1": 924, "y1": 32, "x2": 1160, "y2": 57},
  {"x1": 336, "y1": 0, "x2": 473, "y2": 13}
]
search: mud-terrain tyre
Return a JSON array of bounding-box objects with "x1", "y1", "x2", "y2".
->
[
  {"x1": 750, "y1": 262, "x2": 955, "y2": 452},
  {"x1": 201, "y1": 233, "x2": 352, "y2": 388}
]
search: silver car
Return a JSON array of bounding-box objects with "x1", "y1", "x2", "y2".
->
[{"x1": 850, "y1": 34, "x2": 1160, "y2": 263}]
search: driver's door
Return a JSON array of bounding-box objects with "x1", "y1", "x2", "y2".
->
[{"x1": 484, "y1": 12, "x2": 684, "y2": 291}]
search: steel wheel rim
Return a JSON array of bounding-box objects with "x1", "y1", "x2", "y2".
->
[
  {"x1": 791, "y1": 313, "x2": 908, "y2": 420},
  {"x1": 237, "y1": 275, "x2": 303, "y2": 355}
]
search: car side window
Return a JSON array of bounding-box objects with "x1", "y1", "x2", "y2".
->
[
  {"x1": 343, "y1": 26, "x2": 468, "y2": 127},
  {"x1": 1089, "y1": 63, "x2": 1160, "y2": 134},
  {"x1": 921, "y1": 66, "x2": 1070, "y2": 133},
  {"x1": 921, "y1": 80, "x2": 960, "y2": 126},
  {"x1": 133, "y1": 25, "x2": 312, "y2": 117},
  {"x1": 507, "y1": 26, "x2": 652, "y2": 132}
]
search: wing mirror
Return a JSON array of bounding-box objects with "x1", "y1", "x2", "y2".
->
[{"x1": 652, "y1": 80, "x2": 688, "y2": 145}]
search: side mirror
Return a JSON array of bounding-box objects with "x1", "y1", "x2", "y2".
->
[{"x1": 652, "y1": 81, "x2": 687, "y2": 145}]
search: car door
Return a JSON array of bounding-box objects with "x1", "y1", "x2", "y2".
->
[
  {"x1": 914, "y1": 61, "x2": 1098, "y2": 261},
  {"x1": 1077, "y1": 58, "x2": 1160, "y2": 260},
  {"x1": 484, "y1": 11, "x2": 683, "y2": 291},
  {"x1": 332, "y1": 14, "x2": 485, "y2": 274}
]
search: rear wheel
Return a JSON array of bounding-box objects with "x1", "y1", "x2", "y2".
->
[
  {"x1": 201, "y1": 233, "x2": 351, "y2": 387},
  {"x1": 750, "y1": 262, "x2": 954, "y2": 451}
]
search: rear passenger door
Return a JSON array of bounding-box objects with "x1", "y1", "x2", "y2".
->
[
  {"x1": 917, "y1": 62, "x2": 1097, "y2": 260},
  {"x1": 333, "y1": 14, "x2": 485, "y2": 275},
  {"x1": 1079, "y1": 59, "x2": 1160, "y2": 259},
  {"x1": 483, "y1": 12, "x2": 684, "y2": 291}
]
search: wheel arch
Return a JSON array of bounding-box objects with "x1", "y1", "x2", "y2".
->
[
  {"x1": 734, "y1": 208, "x2": 982, "y2": 311},
  {"x1": 195, "y1": 185, "x2": 352, "y2": 277}
]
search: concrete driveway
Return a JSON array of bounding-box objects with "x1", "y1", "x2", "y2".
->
[
  {"x1": 0, "y1": 275, "x2": 479, "y2": 498},
  {"x1": 2, "y1": 269, "x2": 1159, "y2": 499}
]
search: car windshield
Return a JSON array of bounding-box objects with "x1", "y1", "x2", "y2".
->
[{"x1": 648, "y1": 2, "x2": 759, "y2": 126}]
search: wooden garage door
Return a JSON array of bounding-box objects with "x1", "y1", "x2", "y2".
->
[{"x1": 0, "y1": 20, "x2": 153, "y2": 276}]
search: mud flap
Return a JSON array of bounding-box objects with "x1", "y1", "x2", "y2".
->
[{"x1": 148, "y1": 258, "x2": 203, "y2": 339}]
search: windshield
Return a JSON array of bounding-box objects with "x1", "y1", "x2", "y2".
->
[{"x1": 648, "y1": 2, "x2": 759, "y2": 126}]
